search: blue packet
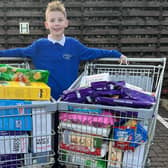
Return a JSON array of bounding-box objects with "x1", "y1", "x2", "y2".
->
[{"x1": 130, "y1": 123, "x2": 148, "y2": 148}]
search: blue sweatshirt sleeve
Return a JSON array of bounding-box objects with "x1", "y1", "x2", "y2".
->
[
  {"x1": 0, "y1": 41, "x2": 37, "y2": 58},
  {"x1": 74, "y1": 39, "x2": 122, "y2": 61}
]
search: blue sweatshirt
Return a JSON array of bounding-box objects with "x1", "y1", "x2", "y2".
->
[{"x1": 0, "y1": 37, "x2": 122, "y2": 99}]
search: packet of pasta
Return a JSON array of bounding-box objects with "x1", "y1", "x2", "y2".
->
[{"x1": 0, "y1": 64, "x2": 49, "y2": 83}]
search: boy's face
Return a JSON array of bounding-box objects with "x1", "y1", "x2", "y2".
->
[{"x1": 45, "y1": 11, "x2": 68, "y2": 40}]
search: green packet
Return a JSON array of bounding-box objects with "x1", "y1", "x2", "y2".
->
[
  {"x1": 62, "y1": 151, "x2": 106, "y2": 168},
  {"x1": 0, "y1": 64, "x2": 49, "y2": 83}
]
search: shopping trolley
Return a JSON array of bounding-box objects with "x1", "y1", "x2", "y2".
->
[
  {"x1": 0, "y1": 57, "x2": 56, "y2": 167},
  {"x1": 57, "y1": 58, "x2": 166, "y2": 168}
]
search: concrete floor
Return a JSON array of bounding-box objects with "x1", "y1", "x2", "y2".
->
[{"x1": 148, "y1": 99, "x2": 168, "y2": 168}]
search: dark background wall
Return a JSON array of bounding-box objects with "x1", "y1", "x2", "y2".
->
[{"x1": 0, "y1": 0, "x2": 167, "y2": 94}]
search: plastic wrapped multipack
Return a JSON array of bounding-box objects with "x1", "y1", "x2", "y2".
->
[
  {"x1": 60, "y1": 130, "x2": 108, "y2": 157},
  {"x1": 61, "y1": 151, "x2": 106, "y2": 168},
  {"x1": 59, "y1": 122, "x2": 111, "y2": 137},
  {"x1": 0, "y1": 64, "x2": 49, "y2": 83},
  {"x1": 59, "y1": 111, "x2": 116, "y2": 127}
]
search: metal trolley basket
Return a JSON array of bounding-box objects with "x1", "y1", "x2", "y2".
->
[
  {"x1": 57, "y1": 58, "x2": 166, "y2": 168},
  {"x1": 0, "y1": 58, "x2": 56, "y2": 168}
]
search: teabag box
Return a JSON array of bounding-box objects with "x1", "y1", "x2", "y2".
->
[
  {"x1": 32, "y1": 101, "x2": 52, "y2": 153},
  {"x1": 0, "y1": 131, "x2": 29, "y2": 154},
  {"x1": 80, "y1": 73, "x2": 111, "y2": 88},
  {"x1": 0, "y1": 100, "x2": 32, "y2": 131}
]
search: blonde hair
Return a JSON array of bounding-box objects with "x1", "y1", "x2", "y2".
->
[{"x1": 45, "y1": 1, "x2": 67, "y2": 20}]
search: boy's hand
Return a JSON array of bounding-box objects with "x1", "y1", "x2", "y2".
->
[{"x1": 119, "y1": 55, "x2": 128, "y2": 64}]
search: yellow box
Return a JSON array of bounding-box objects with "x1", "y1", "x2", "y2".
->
[{"x1": 0, "y1": 81, "x2": 50, "y2": 100}]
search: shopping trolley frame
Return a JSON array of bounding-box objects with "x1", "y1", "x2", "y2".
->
[
  {"x1": 57, "y1": 57, "x2": 166, "y2": 168},
  {"x1": 0, "y1": 57, "x2": 57, "y2": 167}
]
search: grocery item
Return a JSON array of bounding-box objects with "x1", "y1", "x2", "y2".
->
[
  {"x1": 61, "y1": 80, "x2": 156, "y2": 109},
  {"x1": 0, "y1": 64, "x2": 49, "y2": 83},
  {"x1": 108, "y1": 141, "x2": 122, "y2": 168},
  {"x1": 62, "y1": 130, "x2": 103, "y2": 150},
  {"x1": 0, "y1": 131, "x2": 29, "y2": 154},
  {"x1": 59, "y1": 111, "x2": 116, "y2": 127},
  {"x1": 61, "y1": 151, "x2": 106, "y2": 168},
  {"x1": 123, "y1": 144, "x2": 145, "y2": 168},
  {"x1": 59, "y1": 122, "x2": 111, "y2": 137},
  {"x1": 0, "y1": 100, "x2": 32, "y2": 131},
  {"x1": 0, "y1": 81, "x2": 50, "y2": 100},
  {"x1": 80, "y1": 73, "x2": 110, "y2": 87}
]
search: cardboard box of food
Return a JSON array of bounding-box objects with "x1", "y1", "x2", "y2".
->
[
  {"x1": 0, "y1": 131, "x2": 29, "y2": 154},
  {"x1": 32, "y1": 101, "x2": 52, "y2": 153},
  {"x1": 0, "y1": 100, "x2": 32, "y2": 131},
  {"x1": 0, "y1": 81, "x2": 50, "y2": 100}
]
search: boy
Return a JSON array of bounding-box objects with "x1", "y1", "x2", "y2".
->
[
  {"x1": 0, "y1": 0, "x2": 127, "y2": 100},
  {"x1": 0, "y1": 1, "x2": 127, "y2": 167}
]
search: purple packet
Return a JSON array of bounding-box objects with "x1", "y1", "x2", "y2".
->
[
  {"x1": 91, "y1": 81, "x2": 112, "y2": 90},
  {"x1": 95, "y1": 97, "x2": 154, "y2": 108},
  {"x1": 93, "y1": 90, "x2": 121, "y2": 97},
  {"x1": 61, "y1": 92, "x2": 78, "y2": 101},
  {"x1": 61, "y1": 88, "x2": 84, "y2": 100},
  {"x1": 62, "y1": 87, "x2": 93, "y2": 101},
  {"x1": 63, "y1": 96, "x2": 86, "y2": 103},
  {"x1": 121, "y1": 88, "x2": 155, "y2": 103},
  {"x1": 61, "y1": 92, "x2": 76, "y2": 100},
  {"x1": 108, "y1": 81, "x2": 126, "y2": 89},
  {"x1": 91, "y1": 81, "x2": 125, "y2": 91},
  {"x1": 78, "y1": 87, "x2": 93, "y2": 97}
]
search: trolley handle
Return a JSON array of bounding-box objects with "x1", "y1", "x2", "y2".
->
[
  {"x1": 97, "y1": 57, "x2": 166, "y2": 64},
  {"x1": 0, "y1": 57, "x2": 31, "y2": 62}
]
